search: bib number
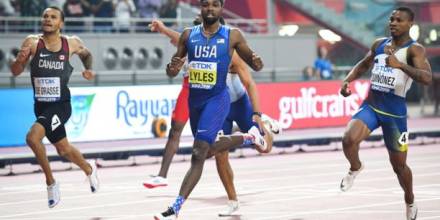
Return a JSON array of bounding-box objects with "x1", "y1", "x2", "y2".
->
[
  {"x1": 34, "y1": 77, "x2": 61, "y2": 102},
  {"x1": 370, "y1": 54, "x2": 397, "y2": 93},
  {"x1": 398, "y1": 132, "x2": 409, "y2": 146},
  {"x1": 188, "y1": 61, "x2": 217, "y2": 90}
]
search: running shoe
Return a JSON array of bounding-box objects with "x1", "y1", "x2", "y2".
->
[
  {"x1": 143, "y1": 176, "x2": 168, "y2": 189},
  {"x1": 406, "y1": 203, "x2": 418, "y2": 220},
  {"x1": 218, "y1": 200, "x2": 239, "y2": 216},
  {"x1": 248, "y1": 126, "x2": 268, "y2": 153},
  {"x1": 262, "y1": 114, "x2": 281, "y2": 134},
  {"x1": 340, "y1": 163, "x2": 364, "y2": 192},
  {"x1": 88, "y1": 160, "x2": 100, "y2": 193},
  {"x1": 154, "y1": 207, "x2": 177, "y2": 220},
  {"x1": 47, "y1": 180, "x2": 60, "y2": 208}
]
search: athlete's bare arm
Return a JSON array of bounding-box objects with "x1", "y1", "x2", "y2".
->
[
  {"x1": 340, "y1": 38, "x2": 385, "y2": 97},
  {"x1": 10, "y1": 35, "x2": 39, "y2": 76},
  {"x1": 68, "y1": 35, "x2": 95, "y2": 81},
  {"x1": 230, "y1": 28, "x2": 263, "y2": 72},
  {"x1": 386, "y1": 43, "x2": 432, "y2": 85},
  {"x1": 149, "y1": 19, "x2": 180, "y2": 46},
  {"x1": 166, "y1": 29, "x2": 190, "y2": 77},
  {"x1": 230, "y1": 52, "x2": 264, "y2": 129},
  {"x1": 230, "y1": 53, "x2": 260, "y2": 113}
]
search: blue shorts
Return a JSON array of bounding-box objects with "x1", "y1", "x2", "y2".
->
[
  {"x1": 189, "y1": 89, "x2": 230, "y2": 144},
  {"x1": 222, "y1": 94, "x2": 257, "y2": 135},
  {"x1": 353, "y1": 102, "x2": 409, "y2": 152}
]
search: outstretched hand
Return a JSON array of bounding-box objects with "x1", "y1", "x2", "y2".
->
[{"x1": 149, "y1": 20, "x2": 165, "y2": 33}]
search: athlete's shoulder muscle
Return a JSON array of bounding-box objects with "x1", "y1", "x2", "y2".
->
[
  {"x1": 371, "y1": 37, "x2": 388, "y2": 53},
  {"x1": 65, "y1": 35, "x2": 86, "y2": 55},
  {"x1": 229, "y1": 28, "x2": 244, "y2": 44},
  {"x1": 22, "y1": 35, "x2": 40, "y2": 56},
  {"x1": 407, "y1": 42, "x2": 425, "y2": 57}
]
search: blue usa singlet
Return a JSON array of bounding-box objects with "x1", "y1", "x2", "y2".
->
[
  {"x1": 185, "y1": 24, "x2": 232, "y2": 144},
  {"x1": 186, "y1": 24, "x2": 231, "y2": 103}
]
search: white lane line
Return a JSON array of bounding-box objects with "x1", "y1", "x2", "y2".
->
[
  {"x1": 1, "y1": 179, "x2": 440, "y2": 218},
  {"x1": 419, "y1": 215, "x2": 440, "y2": 220},
  {"x1": 0, "y1": 148, "x2": 438, "y2": 218},
  {"x1": 3, "y1": 151, "x2": 438, "y2": 187},
  {"x1": 1, "y1": 154, "x2": 439, "y2": 196},
  {"x1": 0, "y1": 163, "x2": 439, "y2": 207},
  {"x1": 253, "y1": 197, "x2": 440, "y2": 220}
]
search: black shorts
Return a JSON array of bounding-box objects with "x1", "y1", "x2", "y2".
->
[{"x1": 34, "y1": 101, "x2": 72, "y2": 143}]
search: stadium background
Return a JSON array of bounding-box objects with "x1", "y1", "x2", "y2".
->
[
  {"x1": 0, "y1": 0, "x2": 439, "y2": 177},
  {"x1": 1, "y1": 1, "x2": 440, "y2": 220}
]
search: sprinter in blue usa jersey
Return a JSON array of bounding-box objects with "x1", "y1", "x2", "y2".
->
[
  {"x1": 154, "y1": 0, "x2": 268, "y2": 219},
  {"x1": 338, "y1": 7, "x2": 432, "y2": 220}
]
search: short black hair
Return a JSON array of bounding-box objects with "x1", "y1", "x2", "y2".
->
[
  {"x1": 395, "y1": 6, "x2": 414, "y2": 21},
  {"x1": 200, "y1": 0, "x2": 224, "y2": 6},
  {"x1": 47, "y1": 6, "x2": 65, "y2": 22}
]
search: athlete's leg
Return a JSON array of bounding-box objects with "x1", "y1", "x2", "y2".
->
[
  {"x1": 156, "y1": 91, "x2": 231, "y2": 220},
  {"x1": 215, "y1": 112, "x2": 237, "y2": 202},
  {"x1": 215, "y1": 151, "x2": 237, "y2": 201},
  {"x1": 52, "y1": 136, "x2": 99, "y2": 193},
  {"x1": 179, "y1": 139, "x2": 210, "y2": 198},
  {"x1": 340, "y1": 104, "x2": 378, "y2": 192},
  {"x1": 207, "y1": 135, "x2": 247, "y2": 157},
  {"x1": 388, "y1": 150, "x2": 414, "y2": 204},
  {"x1": 214, "y1": 94, "x2": 253, "y2": 202},
  {"x1": 44, "y1": 102, "x2": 92, "y2": 176},
  {"x1": 153, "y1": 138, "x2": 211, "y2": 218},
  {"x1": 342, "y1": 104, "x2": 378, "y2": 171},
  {"x1": 156, "y1": 91, "x2": 264, "y2": 218},
  {"x1": 158, "y1": 120, "x2": 186, "y2": 178},
  {"x1": 342, "y1": 119, "x2": 371, "y2": 171},
  {"x1": 233, "y1": 94, "x2": 274, "y2": 152},
  {"x1": 382, "y1": 115, "x2": 416, "y2": 219},
  {"x1": 145, "y1": 85, "x2": 189, "y2": 188},
  {"x1": 216, "y1": 148, "x2": 240, "y2": 216},
  {"x1": 207, "y1": 94, "x2": 272, "y2": 157},
  {"x1": 178, "y1": 92, "x2": 230, "y2": 199},
  {"x1": 52, "y1": 137, "x2": 92, "y2": 175},
  {"x1": 157, "y1": 84, "x2": 189, "y2": 178},
  {"x1": 207, "y1": 125, "x2": 270, "y2": 157},
  {"x1": 381, "y1": 116, "x2": 414, "y2": 204},
  {"x1": 25, "y1": 123, "x2": 55, "y2": 186}
]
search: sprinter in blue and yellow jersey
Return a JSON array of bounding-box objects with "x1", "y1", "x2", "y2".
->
[
  {"x1": 154, "y1": 0, "x2": 270, "y2": 219},
  {"x1": 338, "y1": 7, "x2": 432, "y2": 220}
]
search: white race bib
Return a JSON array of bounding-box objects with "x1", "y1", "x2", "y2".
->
[
  {"x1": 370, "y1": 54, "x2": 397, "y2": 93},
  {"x1": 34, "y1": 77, "x2": 61, "y2": 102}
]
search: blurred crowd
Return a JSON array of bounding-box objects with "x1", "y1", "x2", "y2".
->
[
  {"x1": 0, "y1": 0, "x2": 178, "y2": 32},
  {"x1": 302, "y1": 46, "x2": 334, "y2": 81}
]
